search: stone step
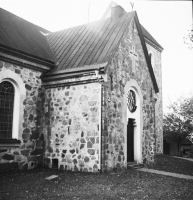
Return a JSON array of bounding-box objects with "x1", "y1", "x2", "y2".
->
[
  {"x1": 132, "y1": 164, "x2": 144, "y2": 169},
  {"x1": 127, "y1": 161, "x2": 137, "y2": 166},
  {"x1": 127, "y1": 162, "x2": 144, "y2": 169}
]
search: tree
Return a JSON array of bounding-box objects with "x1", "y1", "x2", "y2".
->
[
  {"x1": 183, "y1": 26, "x2": 193, "y2": 50},
  {"x1": 163, "y1": 96, "x2": 193, "y2": 154}
]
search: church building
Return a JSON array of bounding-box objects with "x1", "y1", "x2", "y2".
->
[{"x1": 0, "y1": 3, "x2": 163, "y2": 172}]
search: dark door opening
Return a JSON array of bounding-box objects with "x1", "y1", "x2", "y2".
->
[
  {"x1": 163, "y1": 140, "x2": 170, "y2": 155},
  {"x1": 52, "y1": 159, "x2": 58, "y2": 169},
  {"x1": 127, "y1": 118, "x2": 134, "y2": 162}
]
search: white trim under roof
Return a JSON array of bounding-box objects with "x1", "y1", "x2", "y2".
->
[{"x1": 144, "y1": 36, "x2": 163, "y2": 52}]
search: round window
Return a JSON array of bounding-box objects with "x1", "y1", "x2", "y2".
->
[{"x1": 127, "y1": 90, "x2": 137, "y2": 113}]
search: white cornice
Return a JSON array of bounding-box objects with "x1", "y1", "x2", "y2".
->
[{"x1": 144, "y1": 36, "x2": 163, "y2": 52}]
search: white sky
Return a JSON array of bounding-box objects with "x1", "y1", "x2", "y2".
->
[{"x1": 0, "y1": 0, "x2": 192, "y2": 106}]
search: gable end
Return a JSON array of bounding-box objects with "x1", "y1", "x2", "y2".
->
[{"x1": 134, "y1": 12, "x2": 159, "y2": 93}]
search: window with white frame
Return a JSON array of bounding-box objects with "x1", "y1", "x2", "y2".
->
[
  {"x1": 0, "y1": 81, "x2": 14, "y2": 139},
  {"x1": 0, "y1": 68, "x2": 26, "y2": 143}
]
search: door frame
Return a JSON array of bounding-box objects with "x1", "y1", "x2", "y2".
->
[{"x1": 123, "y1": 80, "x2": 143, "y2": 166}]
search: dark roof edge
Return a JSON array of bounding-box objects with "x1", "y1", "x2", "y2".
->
[
  {"x1": 45, "y1": 62, "x2": 108, "y2": 76},
  {"x1": 134, "y1": 12, "x2": 159, "y2": 93},
  {"x1": 0, "y1": 54, "x2": 50, "y2": 73},
  {"x1": 43, "y1": 79, "x2": 100, "y2": 89},
  {"x1": 42, "y1": 62, "x2": 108, "y2": 82},
  {"x1": 0, "y1": 44, "x2": 55, "y2": 68}
]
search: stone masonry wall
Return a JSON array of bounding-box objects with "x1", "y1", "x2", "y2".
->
[
  {"x1": 102, "y1": 18, "x2": 162, "y2": 171},
  {"x1": 44, "y1": 83, "x2": 101, "y2": 172},
  {"x1": 146, "y1": 43, "x2": 163, "y2": 154},
  {"x1": 0, "y1": 59, "x2": 45, "y2": 172}
]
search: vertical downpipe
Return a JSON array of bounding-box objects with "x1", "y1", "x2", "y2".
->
[
  {"x1": 100, "y1": 82, "x2": 109, "y2": 172},
  {"x1": 99, "y1": 83, "x2": 102, "y2": 172},
  {"x1": 100, "y1": 83, "x2": 107, "y2": 172}
]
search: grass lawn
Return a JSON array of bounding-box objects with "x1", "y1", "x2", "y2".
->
[
  {"x1": 0, "y1": 169, "x2": 193, "y2": 199},
  {"x1": 0, "y1": 155, "x2": 193, "y2": 200},
  {"x1": 149, "y1": 154, "x2": 193, "y2": 176}
]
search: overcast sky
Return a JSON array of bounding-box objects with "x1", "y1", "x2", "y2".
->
[{"x1": 0, "y1": 0, "x2": 192, "y2": 106}]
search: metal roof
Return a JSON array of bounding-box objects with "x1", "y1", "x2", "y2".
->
[
  {"x1": 0, "y1": 8, "x2": 54, "y2": 62},
  {"x1": 47, "y1": 12, "x2": 134, "y2": 72},
  {"x1": 0, "y1": 6, "x2": 163, "y2": 82}
]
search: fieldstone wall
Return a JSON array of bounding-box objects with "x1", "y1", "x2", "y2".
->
[
  {"x1": 44, "y1": 83, "x2": 101, "y2": 172},
  {"x1": 102, "y1": 18, "x2": 163, "y2": 171},
  {"x1": 0, "y1": 59, "x2": 46, "y2": 172},
  {"x1": 146, "y1": 44, "x2": 163, "y2": 154},
  {"x1": 0, "y1": 20, "x2": 163, "y2": 173}
]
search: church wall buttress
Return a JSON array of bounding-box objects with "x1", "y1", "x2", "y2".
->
[{"x1": 44, "y1": 83, "x2": 101, "y2": 172}]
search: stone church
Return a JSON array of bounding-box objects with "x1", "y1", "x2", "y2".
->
[{"x1": 0, "y1": 3, "x2": 163, "y2": 172}]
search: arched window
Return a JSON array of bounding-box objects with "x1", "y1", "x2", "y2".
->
[
  {"x1": 0, "y1": 81, "x2": 14, "y2": 139},
  {"x1": 0, "y1": 68, "x2": 26, "y2": 144},
  {"x1": 127, "y1": 90, "x2": 137, "y2": 113}
]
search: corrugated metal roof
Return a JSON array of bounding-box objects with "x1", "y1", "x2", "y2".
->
[
  {"x1": 47, "y1": 12, "x2": 134, "y2": 72},
  {"x1": 0, "y1": 8, "x2": 54, "y2": 62},
  {"x1": 140, "y1": 24, "x2": 163, "y2": 50}
]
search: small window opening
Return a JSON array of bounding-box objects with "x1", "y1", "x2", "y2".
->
[
  {"x1": 149, "y1": 53, "x2": 152, "y2": 65},
  {"x1": 109, "y1": 73, "x2": 113, "y2": 91},
  {"x1": 149, "y1": 52, "x2": 154, "y2": 70},
  {"x1": 52, "y1": 159, "x2": 58, "y2": 169}
]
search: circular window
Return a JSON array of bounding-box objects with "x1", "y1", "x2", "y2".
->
[{"x1": 127, "y1": 90, "x2": 137, "y2": 113}]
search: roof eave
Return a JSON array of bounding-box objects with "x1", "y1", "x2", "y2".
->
[
  {"x1": 42, "y1": 62, "x2": 108, "y2": 82},
  {"x1": 144, "y1": 36, "x2": 164, "y2": 52},
  {"x1": 0, "y1": 44, "x2": 55, "y2": 69}
]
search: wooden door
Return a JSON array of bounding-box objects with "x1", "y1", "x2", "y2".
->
[{"x1": 127, "y1": 118, "x2": 134, "y2": 162}]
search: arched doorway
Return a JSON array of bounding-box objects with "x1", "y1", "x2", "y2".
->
[{"x1": 123, "y1": 80, "x2": 143, "y2": 165}]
